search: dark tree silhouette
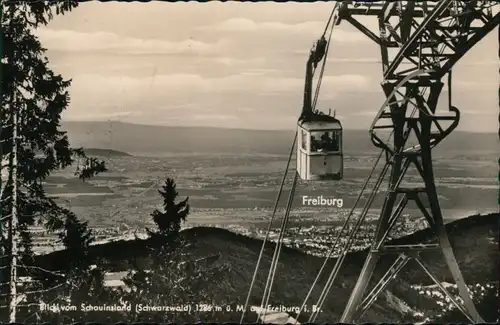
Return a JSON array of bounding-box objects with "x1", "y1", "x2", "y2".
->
[
  {"x1": 115, "y1": 178, "x2": 231, "y2": 323},
  {"x1": 1, "y1": 1, "x2": 107, "y2": 321},
  {"x1": 148, "y1": 178, "x2": 190, "y2": 236}
]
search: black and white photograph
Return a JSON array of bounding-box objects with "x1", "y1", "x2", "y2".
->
[{"x1": 1, "y1": 1, "x2": 499, "y2": 324}]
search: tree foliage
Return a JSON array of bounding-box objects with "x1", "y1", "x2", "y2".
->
[
  {"x1": 118, "y1": 178, "x2": 231, "y2": 323},
  {"x1": 2, "y1": 2, "x2": 231, "y2": 323},
  {"x1": 147, "y1": 178, "x2": 189, "y2": 236},
  {"x1": 1, "y1": 1, "x2": 107, "y2": 321}
]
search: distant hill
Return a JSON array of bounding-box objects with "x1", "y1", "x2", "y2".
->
[
  {"x1": 34, "y1": 212, "x2": 499, "y2": 323},
  {"x1": 62, "y1": 121, "x2": 498, "y2": 156},
  {"x1": 83, "y1": 148, "x2": 132, "y2": 157}
]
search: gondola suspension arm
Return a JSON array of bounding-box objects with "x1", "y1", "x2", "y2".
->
[{"x1": 301, "y1": 1, "x2": 342, "y2": 122}]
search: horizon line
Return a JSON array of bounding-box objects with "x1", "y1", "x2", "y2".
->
[{"x1": 61, "y1": 119, "x2": 498, "y2": 134}]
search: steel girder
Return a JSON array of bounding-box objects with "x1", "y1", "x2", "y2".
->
[{"x1": 328, "y1": 1, "x2": 499, "y2": 323}]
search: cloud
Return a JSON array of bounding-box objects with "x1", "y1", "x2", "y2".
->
[
  {"x1": 461, "y1": 60, "x2": 499, "y2": 67},
  {"x1": 329, "y1": 58, "x2": 380, "y2": 64},
  {"x1": 63, "y1": 72, "x2": 372, "y2": 123},
  {"x1": 63, "y1": 110, "x2": 143, "y2": 121},
  {"x1": 453, "y1": 81, "x2": 498, "y2": 91},
  {"x1": 70, "y1": 72, "x2": 371, "y2": 96},
  {"x1": 238, "y1": 69, "x2": 278, "y2": 76},
  {"x1": 462, "y1": 110, "x2": 497, "y2": 116},
  {"x1": 36, "y1": 28, "x2": 224, "y2": 55},
  {"x1": 191, "y1": 114, "x2": 240, "y2": 121},
  {"x1": 351, "y1": 111, "x2": 377, "y2": 117},
  {"x1": 236, "y1": 107, "x2": 255, "y2": 112},
  {"x1": 200, "y1": 18, "x2": 367, "y2": 42},
  {"x1": 209, "y1": 57, "x2": 266, "y2": 66}
]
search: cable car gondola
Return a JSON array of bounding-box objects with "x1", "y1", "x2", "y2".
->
[
  {"x1": 296, "y1": 35, "x2": 343, "y2": 181},
  {"x1": 297, "y1": 112, "x2": 343, "y2": 181}
]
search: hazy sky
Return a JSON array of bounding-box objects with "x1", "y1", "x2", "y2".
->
[{"x1": 37, "y1": 2, "x2": 498, "y2": 131}]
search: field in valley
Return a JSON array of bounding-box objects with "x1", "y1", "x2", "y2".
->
[
  {"x1": 45, "y1": 151, "x2": 498, "y2": 225},
  {"x1": 35, "y1": 142, "x2": 498, "y2": 256}
]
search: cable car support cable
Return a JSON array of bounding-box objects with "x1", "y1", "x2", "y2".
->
[
  {"x1": 311, "y1": 3, "x2": 340, "y2": 112},
  {"x1": 257, "y1": 7, "x2": 339, "y2": 322},
  {"x1": 293, "y1": 145, "x2": 386, "y2": 324},
  {"x1": 259, "y1": 171, "x2": 299, "y2": 323},
  {"x1": 239, "y1": 131, "x2": 297, "y2": 324},
  {"x1": 240, "y1": 5, "x2": 341, "y2": 323},
  {"x1": 240, "y1": 4, "x2": 337, "y2": 323}
]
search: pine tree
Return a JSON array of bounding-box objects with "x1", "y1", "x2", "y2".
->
[
  {"x1": 118, "y1": 178, "x2": 231, "y2": 323},
  {"x1": 1, "y1": 1, "x2": 107, "y2": 321},
  {"x1": 147, "y1": 178, "x2": 189, "y2": 237},
  {"x1": 35, "y1": 212, "x2": 112, "y2": 324}
]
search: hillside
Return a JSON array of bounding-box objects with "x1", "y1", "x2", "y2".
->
[
  {"x1": 83, "y1": 148, "x2": 132, "y2": 157},
  {"x1": 34, "y1": 212, "x2": 499, "y2": 323},
  {"x1": 62, "y1": 121, "x2": 498, "y2": 156}
]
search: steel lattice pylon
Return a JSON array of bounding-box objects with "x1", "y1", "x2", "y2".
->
[{"x1": 329, "y1": 1, "x2": 499, "y2": 323}]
